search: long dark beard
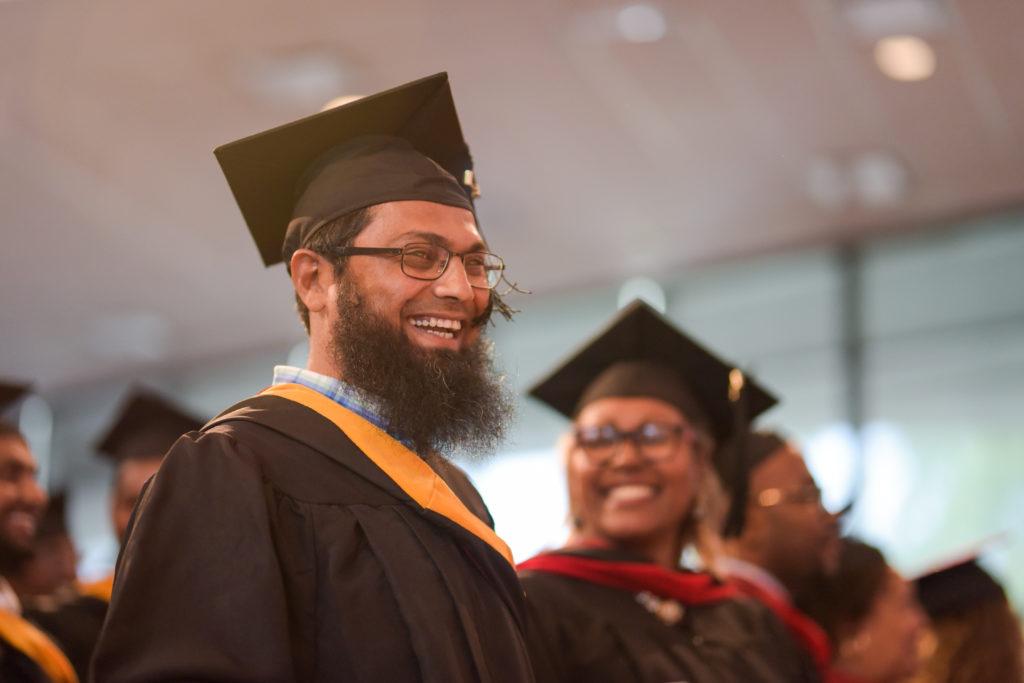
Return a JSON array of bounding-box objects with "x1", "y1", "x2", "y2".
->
[{"x1": 330, "y1": 282, "x2": 514, "y2": 459}]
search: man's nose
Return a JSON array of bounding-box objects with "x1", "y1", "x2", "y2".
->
[{"x1": 432, "y1": 256, "x2": 474, "y2": 302}]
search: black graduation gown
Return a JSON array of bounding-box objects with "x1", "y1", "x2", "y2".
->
[
  {"x1": 0, "y1": 635, "x2": 49, "y2": 683},
  {"x1": 91, "y1": 391, "x2": 535, "y2": 683},
  {"x1": 0, "y1": 607, "x2": 78, "y2": 683},
  {"x1": 25, "y1": 595, "x2": 107, "y2": 682},
  {"x1": 519, "y1": 548, "x2": 819, "y2": 683}
]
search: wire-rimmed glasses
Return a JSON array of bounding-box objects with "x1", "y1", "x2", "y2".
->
[{"x1": 334, "y1": 242, "x2": 505, "y2": 289}]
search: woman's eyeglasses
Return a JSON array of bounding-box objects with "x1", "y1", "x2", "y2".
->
[{"x1": 573, "y1": 421, "x2": 704, "y2": 466}]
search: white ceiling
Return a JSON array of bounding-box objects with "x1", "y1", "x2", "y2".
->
[{"x1": 2, "y1": 0, "x2": 1023, "y2": 388}]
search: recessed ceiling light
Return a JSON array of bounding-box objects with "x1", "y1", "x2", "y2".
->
[
  {"x1": 615, "y1": 4, "x2": 667, "y2": 44},
  {"x1": 842, "y1": 0, "x2": 947, "y2": 40},
  {"x1": 851, "y1": 150, "x2": 909, "y2": 207},
  {"x1": 237, "y1": 47, "x2": 354, "y2": 111},
  {"x1": 874, "y1": 35, "x2": 936, "y2": 81},
  {"x1": 805, "y1": 150, "x2": 909, "y2": 210}
]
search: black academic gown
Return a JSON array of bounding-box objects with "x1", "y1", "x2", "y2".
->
[
  {"x1": 25, "y1": 595, "x2": 107, "y2": 682},
  {"x1": 520, "y1": 548, "x2": 819, "y2": 683},
  {"x1": 0, "y1": 636, "x2": 49, "y2": 683},
  {"x1": 0, "y1": 607, "x2": 78, "y2": 683},
  {"x1": 91, "y1": 389, "x2": 535, "y2": 683}
]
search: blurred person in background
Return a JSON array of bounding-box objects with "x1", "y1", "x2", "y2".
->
[
  {"x1": 519, "y1": 301, "x2": 818, "y2": 682},
  {"x1": 0, "y1": 403, "x2": 77, "y2": 683},
  {"x1": 83, "y1": 387, "x2": 204, "y2": 602},
  {"x1": 7, "y1": 494, "x2": 77, "y2": 608},
  {"x1": 911, "y1": 557, "x2": 1024, "y2": 683},
  {"x1": 92, "y1": 73, "x2": 534, "y2": 682},
  {"x1": 798, "y1": 537, "x2": 927, "y2": 683},
  {"x1": 25, "y1": 388, "x2": 202, "y2": 681},
  {"x1": 715, "y1": 430, "x2": 840, "y2": 679}
]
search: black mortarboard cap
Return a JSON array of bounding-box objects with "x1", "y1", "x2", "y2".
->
[
  {"x1": 95, "y1": 388, "x2": 204, "y2": 462},
  {"x1": 0, "y1": 381, "x2": 31, "y2": 413},
  {"x1": 215, "y1": 72, "x2": 479, "y2": 267},
  {"x1": 528, "y1": 300, "x2": 778, "y2": 442},
  {"x1": 914, "y1": 557, "x2": 1007, "y2": 619}
]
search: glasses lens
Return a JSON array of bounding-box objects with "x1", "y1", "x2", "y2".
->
[
  {"x1": 462, "y1": 252, "x2": 504, "y2": 289},
  {"x1": 637, "y1": 422, "x2": 681, "y2": 460},
  {"x1": 757, "y1": 484, "x2": 823, "y2": 507},
  {"x1": 575, "y1": 425, "x2": 619, "y2": 461},
  {"x1": 575, "y1": 423, "x2": 685, "y2": 464},
  {"x1": 637, "y1": 422, "x2": 673, "y2": 445},
  {"x1": 402, "y1": 244, "x2": 446, "y2": 278}
]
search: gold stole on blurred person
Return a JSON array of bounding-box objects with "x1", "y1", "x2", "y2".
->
[
  {"x1": 78, "y1": 574, "x2": 114, "y2": 603},
  {"x1": 0, "y1": 609, "x2": 78, "y2": 683}
]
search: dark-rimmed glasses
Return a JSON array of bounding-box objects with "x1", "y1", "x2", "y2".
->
[
  {"x1": 755, "y1": 484, "x2": 822, "y2": 508},
  {"x1": 573, "y1": 421, "x2": 703, "y2": 466},
  {"x1": 333, "y1": 242, "x2": 505, "y2": 289}
]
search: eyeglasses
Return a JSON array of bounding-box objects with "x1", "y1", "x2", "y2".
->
[
  {"x1": 755, "y1": 484, "x2": 823, "y2": 508},
  {"x1": 333, "y1": 242, "x2": 505, "y2": 290},
  {"x1": 573, "y1": 421, "x2": 703, "y2": 466}
]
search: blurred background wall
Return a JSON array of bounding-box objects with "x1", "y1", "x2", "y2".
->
[{"x1": 1, "y1": 0, "x2": 1022, "y2": 609}]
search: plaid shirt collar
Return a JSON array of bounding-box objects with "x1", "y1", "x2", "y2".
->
[{"x1": 271, "y1": 365, "x2": 407, "y2": 445}]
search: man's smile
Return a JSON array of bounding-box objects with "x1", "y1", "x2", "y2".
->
[
  {"x1": 406, "y1": 314, "x2": 468, "y2": 348},
  {"x1": 410, "y1": 315, "x2": 463, "y2": 338}
]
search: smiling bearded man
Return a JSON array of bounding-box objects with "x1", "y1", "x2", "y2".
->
[
  {"x1": 0, "y1": 404, "x2": 77, "y2": 683},
  {"x1": 330, "y1": 238, "x2": 512, "y2": 460},
  {"x1": 92, "y1": 74, "x2": 533, "y2": 683}
]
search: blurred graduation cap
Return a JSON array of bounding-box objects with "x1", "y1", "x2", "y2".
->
[
  {"x1": 95, "y1": 388, "x2": 204, "y2": 463},
  {"x1": 528, "y1": 300, "x2": 778, "y2": 441},
  {"x1": 215, "y1": 72, "x2": 479, "y2": 268},
  {"x1": 915, "y1": 558, "x2": 1006, "y2": 618},
  {"x1": 914, "y1": 553, "x2": 1009, "y2": 619},
  {"x1": 0, "y1": 381, "x2": 31, "y2": 414}
]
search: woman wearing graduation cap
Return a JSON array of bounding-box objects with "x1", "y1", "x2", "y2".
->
[
  {"x1": 519, "y1": 301, "x2": 819, "y2": 683},
  {"x1": 798, "y1": 538, "x2": 928, "y2": 683},
  {"x1": 911, "y1": 555, "x2": 1023, "y2": 683}
]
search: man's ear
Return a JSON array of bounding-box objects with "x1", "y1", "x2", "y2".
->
[{"x1": 290, "y1": 249, "x2": 332, "y2": 315}]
